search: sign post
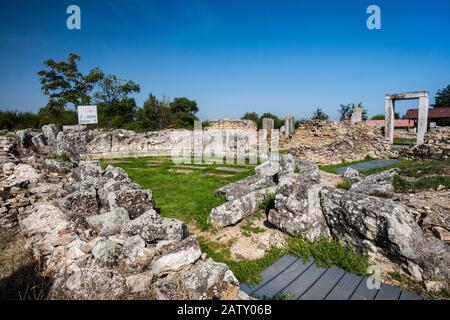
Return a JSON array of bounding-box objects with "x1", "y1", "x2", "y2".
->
[
  {"x1": 77, "y1": 105, "x2": 98, "y2": 161},
  {"x1": 77, "y1": 105, "x2": 98, "y2": 126}
]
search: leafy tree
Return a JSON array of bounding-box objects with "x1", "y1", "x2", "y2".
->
[
  {"x1": 435, "y1": 85, "x2": 450, "y2": 107},
  {"x1": 0, "y1": 111, "x2": 40, "y2": 130},
  {"x1": 338, "y1": 102, "x2": 368, "y2": 121},
  {"x1": 37, "y1": 53, "x2": 104, "y2": 109},
  {"x1": 169, "y1": 97, "x2": 199, "y2": 128},
  {"x1": 371, "y1": 112, "x2": 400, "y2": 120},
  {"x1": 94, "y1": 74, "x2": 140, "y2": 128},
  {"x1": 136, "y1": 94, "x2": 172, "y2": 131},
  {"x1": 258, "y1": 112, "x2": 283, "y2": 129},
  {"x1": 312, "y1": 108, "x2": 329, "y2": 120},
  {"x1": 37, "y1": 101, "x2": 77, "y2": 128},
  {"x1": 371, "y1": 114, "x2": 385, "y2": 120},
  {"x1": 169, "y1": 97, "x2": 198, "y2": 115},
  {"x1": 294, "y1": 118, "x2": 308, "y2": 129},
  {"x1": 241, "y1": 112, "x2": 259, "y2": 125}
]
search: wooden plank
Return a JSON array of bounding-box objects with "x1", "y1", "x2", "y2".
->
[
  {"x1": 350, "y1": 277, "x2": 379, "y2": 300},
  {"x1": 375, "y1": 284, "x2": 402, "y2": 300},
  {"x1": 325, "y1": 273, "x2": 364, "y2": 300},
  {"x1": 239, "y1": 283, "x2": 253, "y2": 294},
  {"x1": 280, "y1": 263, "x2": 328, "y2": 299},
  {"x1": 247, "y1": 255, "x2": 298, "y2": 294},
  {"x1": 399, "y1": 290, "x2": 423, "y2": 300},
  {"x1": 299, "y1": 267, "x2": 346, "y2": 300},
  {"x1": 253, "y1": 259, "x2": 314, "y2": 298}
]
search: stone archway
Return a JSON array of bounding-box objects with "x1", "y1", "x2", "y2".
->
[{"x1": 385, "y1": 91, "x2": 429, "y2": 145}]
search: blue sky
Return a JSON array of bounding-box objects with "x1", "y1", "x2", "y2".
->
[{"x1": 0, "y1": 0, "x2": 449, "y2": 120}]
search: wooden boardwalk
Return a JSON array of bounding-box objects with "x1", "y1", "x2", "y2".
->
[{"x1": 240, "y1": 255, "x2": 423, "y2": 300}]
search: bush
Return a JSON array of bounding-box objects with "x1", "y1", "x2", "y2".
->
[
  {"x1": 286, "y1": 236, "x2": 370, "y2": 276},
  {"x1": 259, "y1": 193, "x2": 275, "y2": 214},
  {"x1": 336, "y1": 179, "x2": 352, "y2": 190}
]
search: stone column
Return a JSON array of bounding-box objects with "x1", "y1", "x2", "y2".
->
[
  {"x1": 384, "y1": 97, "x2": 394, "y2": 143},
  {"x1": 417, "y1": 93, "x2": 429, "y2": 145},
  {"x1": 284, "y1": 115, "x2": 295, "y2": 135},
  {"x1": 350, "y1": 107, "x2": 363, "y2": 124},
  {"x1": 262, "y1": 118, "x2": 274, "y2": 130}
]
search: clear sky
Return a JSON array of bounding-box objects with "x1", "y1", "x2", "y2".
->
[{"x1": 0, "y1": 0, "x2": 449, "y2": 120}]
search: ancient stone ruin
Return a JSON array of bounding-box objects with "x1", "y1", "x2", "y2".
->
[
  {"x1": 208, "y1": 154, "x2": 450, "y2": 292},
  {"x1": 281, "y1": 120, "x2": 396, "y2": 165},
  {"x1": 1, "y1": 121, "x2": 449, "y2": 299},
  {"x1": 385, "y1": 91, "x2": 429, "y2": 145}
]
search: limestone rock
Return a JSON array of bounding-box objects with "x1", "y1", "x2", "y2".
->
[
  {"x1": 215, "y1": 175, "x2": 275, "y2": 201},
  {"x1": 151, "y1": 237, "x2": 202, "y2": 275},
  {"x1": 92, "y1": 238, "x2": 122, "y2": 264},
  {"x1": 123, "y1": 209, "x2": 188, "y2": 244},
  {"x1": 342, "y1": 167, "x2": 364, "y2": 184},
  {"x1": 320, "y1": 187, "x2": 450, "y2": 285},
  {"x1": 58, "y1": 186, "x2": 99, "y2": 219},
  {"x1": 182, "y1": 259, "x2": 240, "y2": 300},
  {"x1": 208, "y1": 186, "x2": 276, "y2": 227},
  {"x1": 268, "y1": 160, "x2": 330, "y2": 240},
  {"x1": 349, "y1": 169, "x2": 399, "y2": 195},
  {"x1": 86, "y1": 207, "x2": 130, "y2": 236},
  {"x1": 125, "y1": 271, "x2": 154, "y2": 293}
]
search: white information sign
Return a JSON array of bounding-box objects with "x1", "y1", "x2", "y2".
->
[{"x1": 78, "y1": 105, "x2": 98, "y2": 125}]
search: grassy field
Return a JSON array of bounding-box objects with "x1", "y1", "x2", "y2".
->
[
  {"x1": 100, "y1": 156, "x2": 254, "y2": 230},
  {"x1": 393, "y1": 137, "x2": 417, "y2": 145},
  {"x1": 100, "y1": 156, "x2": 372, "y2": 285}
]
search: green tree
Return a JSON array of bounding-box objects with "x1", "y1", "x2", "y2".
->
[
  {"x1": 136, "y1": 94, "x2": 172, "y2": 131},
  {"x1": 37, "y1": 101, "x2": 77, "y2": 128},
  {"x1": 169, "y1": 97, "x2": 198, "y2": 114},
  {"x1": 339, "y1": 102, "x2": 368, "y2": 120},
  {"x1": 0, "y1": 111, "x2": 41, "y2": 130},
  {"x1": 435, "y1": 85, "x2": 450, "y2": 107},
  {"x1": 312, "y1": 108, "x2": 329, "y2": 120},
  {"x1": 169, "y1": 97, "x2": 199, "y2": 128},
  {"x1": 370, "y1": 112, "x2": 400, "y2": 120},
  {"x1": 37, "y1": 53, "x2": 104, "y2": 109},
  {"x1": 241, "y1": 112, "x2": 259, "y2": 125},
  {"x1": 258, "y1": 113, "x2": 283, "y2": 129},
  {"x1": 94, "y1": 74, "x2": 140, "y2": 128}
]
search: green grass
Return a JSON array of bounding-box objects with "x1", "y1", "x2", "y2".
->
[
  {"x1": 319, "y1": 155, "x2": 375, "y2": 174},
  {"x1": 259, "y1": 193, "x2": 276, "y2": 214},
  {"x1": 393, "y1": 175, "x2": 450, "y2": 193},
  {"x1": 393, "y1": 137, "x2": 416, "y2": 145},
  {"x1": 294, "y1": 166, "x2": 301, "y2": 173},
  {"x1": 198, "y1": 237, "x2": 284, "y2": 284},
  {"x1": 361, "y1": 159, "x2": 450, "y2": 177},
  {"x1": 46, "y1": 152, "x2": 71, "y2": 162},
  {"x1": 336, "y1": 179, "x2": 352, "y2": 190},
  {"x1": 286, "y1": 236, "x2": 370, "y2": 276},
  {"x1": 390, "y1": 271, "x2": 450, "y2": 300},
  {"x1": 100, "y1": 156, "x2": 254, "y2": 230},
  {"x1": 240, "y1": 211, "x2": 265, "y2": 237}
]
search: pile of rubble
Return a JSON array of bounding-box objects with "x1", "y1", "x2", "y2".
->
[
  {"x1": 208, "y1": 154, "x2": 450, "y2": 292},
  {"x1": 400, "y1": 127, "x2": 450, "y2": 160},
  {"x1": 206, "y1": 119, "x2": 257, "y2": 130},
  {"x1": 281, "y1": 120, "x2": 396, "y2": 165}
]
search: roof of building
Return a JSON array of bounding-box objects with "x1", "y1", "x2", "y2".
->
[
  {"x1": 366, "y1": 119, "x2": 415, "y2": 128},
  {"x1": 404, "y1": 107, "x2": 450, "y2": 119}
]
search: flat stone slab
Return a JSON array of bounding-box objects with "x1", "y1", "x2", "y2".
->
[
  {"x1": 168, "y1": 168, "x2": 195, "y2": 174},
  {"x1": 171, "y1": 165, "x2": 208, "y2": 170},
  {"x1": 240, "y1": 255, "x2": 423, "y2": 300},
  {"x1": 215, "y1": 167, "x2": 250, "y2": 173},
  {"x1": 335, "y1": 159, "x2": 400, "y2": 174}
]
